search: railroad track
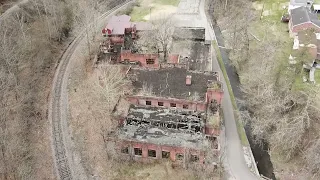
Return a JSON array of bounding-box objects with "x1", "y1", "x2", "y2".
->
[{"x1": 48, "y1": 1, "x2": 134, "y2": 179}]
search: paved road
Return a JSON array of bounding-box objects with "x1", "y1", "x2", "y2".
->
[{"x1": 174, "y1": 0, "x2": 260, "y2": 179}]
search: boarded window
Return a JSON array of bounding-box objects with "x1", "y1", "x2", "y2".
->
[
  {"x1": 148, "y1": 149, "x2": 156, "y2": 157},
  {"x1": 146, "y1": 59, "x2": 155, "y2": 64},
  {"x1": 170, "y1": 103, "x2": 176, "y2": 107},
  {"x1": 190, "y1": 154, "x2": 199, "y2": 162},
  {"x1": 158, "y1": 102, "x2": 164, "y2": 106},
  {"x1": 176, "y1": 153, "x2": 184, "y2": 161},
  {"x1": 121, "y1": 147, "x2": 129, "y2": 154},
  {"x1": 183, "y1": 104, "x2": 189, "y2": 109},
  {"x1": 146, "y1": 101, "x2": 151, "y2": 105},
  {"x1": 162, "y1": 151, "x2": 170, "y2": 158},
  {"x1": 134, "y1": 148, "x2": 142, "y2": 156}
]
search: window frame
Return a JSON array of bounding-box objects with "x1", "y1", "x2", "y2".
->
[
  {"x1": 146, "y1": 100, "x2": 152, "y2": 105},
  {"x1": 148, "y1": 149, "x2": 157, "y2": 158},
  {"x1": 134, "y1": 148, "x2": 142, "y2": 156}
]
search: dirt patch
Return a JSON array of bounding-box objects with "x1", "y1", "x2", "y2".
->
[
  {"x1": 252, "y1": 2, "x2": 263, "y2": 10},
  {"x1": 128, "y1": 0, "x2": 177, "y2": 21},
  {"x1": 143, "y1": 5, "x2": 177, "y2": 20}
]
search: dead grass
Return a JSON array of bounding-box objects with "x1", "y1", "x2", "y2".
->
[
  {"x1": 271, "y1": 151, "x2": 311, "y2": 180},
  {"x1": 68, "y1": 41, "x2": 220, "y2": 180},
  {"x1": 127, "y1": 0, "x2": 177, "y2": 21}
]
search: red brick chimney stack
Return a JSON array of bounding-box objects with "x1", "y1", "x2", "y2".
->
[{"x1": 186, "y1": 75, "x2": 192, "y2": 85}]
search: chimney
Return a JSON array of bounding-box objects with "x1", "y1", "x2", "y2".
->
[{"x1": 186, "y1": 75, "x2": 192, "y2": 85}]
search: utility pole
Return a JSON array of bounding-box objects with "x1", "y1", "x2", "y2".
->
[{"x1": 150, "y1": 8, "x2": 152, "y2": 20}]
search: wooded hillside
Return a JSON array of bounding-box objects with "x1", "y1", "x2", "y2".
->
[
  {"x1": 212, "y1": 0, "x2": 320, "y2": 179},
  {"x1": 0, "y1": 0, "x2": 115, "y2": 179}
]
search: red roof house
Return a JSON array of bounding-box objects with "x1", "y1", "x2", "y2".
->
[{"x1": 102, "y1": 15, "x2": 153, "y2": 45}]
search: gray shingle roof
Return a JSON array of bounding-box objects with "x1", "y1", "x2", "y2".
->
[{"x1": 291, "y1": 6, "x2": 320, "y2": 27}]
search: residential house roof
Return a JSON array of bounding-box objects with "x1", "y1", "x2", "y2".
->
[
  {"x1": 105, "y1": 15, "x2": 153, "y2": 35},
  {"x1": 106, "y1": 15, "x2": 132, "y2": 35},
  {"x1": 290, "y1": 6, "x2": 320, "y2": 27}
]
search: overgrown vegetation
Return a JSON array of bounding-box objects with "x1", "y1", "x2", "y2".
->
[
  {"x1": 0, "y1": 0, "x2": 120, "y2": 179},
  {"x1": 212, "y1": 0, "x2": 320, "y2": 179}
]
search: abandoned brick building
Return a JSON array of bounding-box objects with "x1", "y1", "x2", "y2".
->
[
  {"x1": 100, "y1": 15, "x2": 166, "y2": 68},
  {"x1": 109, "y1": 67, "x2": 224, "y2": 165}
]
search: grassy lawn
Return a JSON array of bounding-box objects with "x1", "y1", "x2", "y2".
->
[
  {"x1": 212, "y1": 41, "x2": 249, "y2": 146},
  {"x1": 130, "y1": 6, "x2": 150, "y2": 21},
  {"x1": 315, "y1": 0, "x2": 320, "y2": 4},
  {"x1": 154, "y1": 0, "x2": 180, "y2": 6},
  {"x1": 127, "y1": 0, "x2": 179, "y2": 21},
  {"x1": 315, "y1": 69, "x2": 320, "y2": 83}
]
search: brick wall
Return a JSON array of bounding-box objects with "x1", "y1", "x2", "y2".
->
[
  {"x1": 292, "y1": 22, "x2": 320, "y2": 34},
  {"x1": 206, "y1": 89, "x2": 223, "y2": 104},
  {"x1": 118, "y1": 140, "x2": 210, "y2": 164},
  {"x1": 120, "y1": 51, "x2": 160, "y2": 68},
  {"x1": 127, "y1": 96, "x2": 207, "y2": 111}
]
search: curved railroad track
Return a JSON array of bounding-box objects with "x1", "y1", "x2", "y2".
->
[{"x1": 48, "y1": 1, "x2": 134, "y2": 179}]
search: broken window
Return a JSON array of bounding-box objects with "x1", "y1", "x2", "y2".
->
[
  {"x1": 191, "y1": 125, "x2": 201, "y2": 133},
  {"x1": 176, "y1": 153, "x2": 184, "y2": 161},
  {"x1": 146, "y1": 59, "x2": 155, "y2": 64},
  {"x1": 170, "y1": 103, "x2": 176, "y2": 107},
  {"x1": 158, "y1": 102, "x2": 164, "y2": 106},
  {"x1": 162, "y1": 151, "x2": 170, "y2": 158},
  {"x1": 121, "y1": 147, "x2": 129, "y2": 154},
  {"x1": 134, "y1": 148, "x2": 142, "y2": 156},
  {"x1": 146, "y1": 100, "x2": 152, "y2": 105},
  {"x1": 177, "y1": 123, "x2": 188, "y2": 130},
  {"x1": 183, "y1": 104, "x2": 189, "y2": 109},
  {"x1": 190, "y1": 154, "x2": 199, "y2": 162},
  {"x1": 167, "y1": 123, "x2": 177, "y2": 129},
  {"x1": 148, "y1": 149, "x2": 157, "y2": 157}
]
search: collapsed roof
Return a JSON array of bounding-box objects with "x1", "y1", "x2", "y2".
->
[{"x1": 118, "y1": 105, "x2": 211, "y2": 149}]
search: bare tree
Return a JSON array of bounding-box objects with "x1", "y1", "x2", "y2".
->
[
  {"x1": 73, "y1": 0, "x2": 99, "y2": 59},
  {"x1": 136, "y1": 16, "x2": 175, "y2": 62}
]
